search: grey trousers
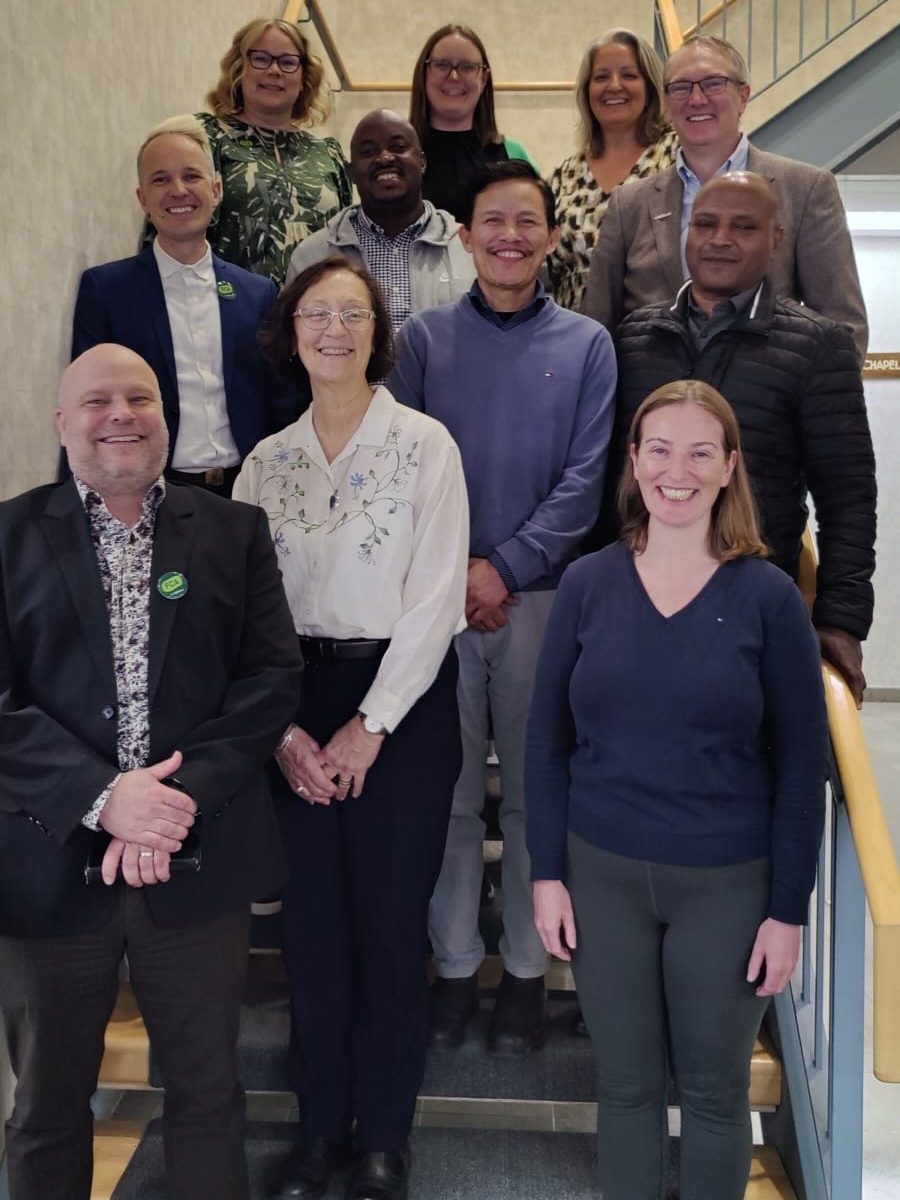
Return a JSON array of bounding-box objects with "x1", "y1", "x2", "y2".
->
[
  {"x1": 568, "y1": 834, "x2": 771, "y2": 1200},
  {"x1": 428, "y1": 590, "x2": 555, "y2": 978}
]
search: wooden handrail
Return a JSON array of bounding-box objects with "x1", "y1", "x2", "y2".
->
[
  {"x1": 800, "y1": 531, "x2": 900, "y2": 1082},
  {"x1": 657, "y1": 0, "x2": 685, "y2": 52},
  {"x1": 685, "y1": 0, "x2": 743, "y2": 38}
]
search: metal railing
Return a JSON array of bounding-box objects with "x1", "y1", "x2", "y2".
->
[
  {"x1": 760, "y1": 535, "x2": 900, "y2": 1199},
  {"x1": 656, "y1": 0, "x2": 893, "y2": 97}
]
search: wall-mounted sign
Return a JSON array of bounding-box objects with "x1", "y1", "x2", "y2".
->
[{"x1": 864, "y1": 355, "x2": 900, "y2": 379}]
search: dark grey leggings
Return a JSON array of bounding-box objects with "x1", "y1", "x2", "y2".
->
[{"x1": 567, "y1": 834, "x2": 771, "y2": 1200}]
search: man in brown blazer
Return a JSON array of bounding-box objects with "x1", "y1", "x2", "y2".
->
[{"x1": 581, "y1": 34, "x2": 868, "y2": 363}]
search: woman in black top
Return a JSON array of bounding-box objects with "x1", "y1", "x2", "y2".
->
[{"x1": 409, "y1": 23, "x2": 534, "y2": 221}]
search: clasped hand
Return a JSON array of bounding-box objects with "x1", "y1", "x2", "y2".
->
[
  {"x1": 276, "y1": 719, "x2": 384, "y2": 804},
  {"x1": 466, "y1": 558, "x2": 518, "y2": 632},
  {"x1": 98, "y1": 750, "x2": 196, "y2": 887}
]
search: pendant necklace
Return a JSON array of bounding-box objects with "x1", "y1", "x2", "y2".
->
[{"x1": 328, "y1": 450, "x2": 357, "y2": 511}]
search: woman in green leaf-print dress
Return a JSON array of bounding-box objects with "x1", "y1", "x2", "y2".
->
[
  {"x1": 196, "y1": 17, "x2": 351, "y2": 286},
  {"x1": 548, "y1": 29, "x2": 678, "y2": 313}
]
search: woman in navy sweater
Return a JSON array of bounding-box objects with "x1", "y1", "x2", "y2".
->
[{"x1": 525, "y1": 380, "x2": 828, "y2": 1200}]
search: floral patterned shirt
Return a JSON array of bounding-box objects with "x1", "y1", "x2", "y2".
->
[
  {"x1": 233, "y1": 387, "x2": 469, "y2": 731},
  {"x1": 547, "y1": 130, "x2": 679, "y2": 312},
  {"x1": 196, "y1": 112, "x2": 352, "y2": 285},
  {"x1": 76, "y1": 477, "x2": 166, "y2": 827}
]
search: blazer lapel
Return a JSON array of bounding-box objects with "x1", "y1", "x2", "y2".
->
[
  {"x1": 41, "y1": 483, "x2": 116, "y2": 693},
  {"x1": 649, "y1": 170, "x2": 687, "y2": 295},
  {"x1": 213, "y1": 257, "x2": 237, "y2": 397},
  {"x1": 137, "y1": 248, "x2": 178, "y2": 400},
  {"x1": 147, "y1": 488, "x2": 195, "y2": 705}
]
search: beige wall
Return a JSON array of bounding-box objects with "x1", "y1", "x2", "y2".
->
[{"x1": 0, "y1": 0, "x2": 281, "y2": 500}]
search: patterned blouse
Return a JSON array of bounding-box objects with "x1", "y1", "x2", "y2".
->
[
  {"x1": 547, "y1": 129, "x2": 679, "y2": 312},
  {"x1": 197, "y1": 112, "x2": 352, "y2": 285}
]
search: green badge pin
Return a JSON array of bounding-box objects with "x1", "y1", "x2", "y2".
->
[
  {"x1": 217, "y1": 280, "x2": 236, "y2": 301},
  {"x1": 157, "y1": 571, "x2": 188, "y2": 600}
]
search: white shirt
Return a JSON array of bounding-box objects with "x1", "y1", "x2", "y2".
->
[
  {"x1": 234, "y1": 386, "x2": 469, "y2": 731},
  {"x1": 153, "y1": 239, "x2": 238, "y2": 470}
]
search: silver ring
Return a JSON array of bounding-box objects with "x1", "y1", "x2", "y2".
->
[{"x1": 139, "y1": 849, "x2": 153, "y2": 858}]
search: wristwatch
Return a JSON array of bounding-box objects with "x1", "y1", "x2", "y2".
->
[{"x1": 358, "y1": 711, "x2": 387, "y2": 736}]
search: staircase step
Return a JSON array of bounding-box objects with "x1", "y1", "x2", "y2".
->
[
  {"x1": 90, "y1": 1120, "x2": 145, "y2": 1200},
  {"x1": 99, "y1": 954, "x2": 780, "y2": 1108},
  {"x1": 108, "y1": 1119, "x2": 797, "y2": 1199}
]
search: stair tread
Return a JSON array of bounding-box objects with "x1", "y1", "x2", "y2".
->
[
  {"x1": 91, "y1": 1120, "x2": 145, "y2": 1200},
  {"x1": 109, "y1": 1118, "x2": 797, "y2": 1199},
  {"x1": 100, "y1": 955, "x2": 780, "y2": 1107}
]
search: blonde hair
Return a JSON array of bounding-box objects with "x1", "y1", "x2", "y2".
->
[
  {"x1": 618, "y1": 380, "x2": 768, "y2": 562},
  {"x1": 137, "y1": 114, "x2": 216, "y2": 176},
  {"x1": 574, "y1": 29, "x2": 667, "y2": 158},
  {"x1": 206, "y1": 18, "x2": 330, "y2": 126}
]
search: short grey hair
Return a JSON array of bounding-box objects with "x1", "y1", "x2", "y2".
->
[
  {"x1": 137, "y1": 114, "x2": 217, "y2": 177},
  {"x1": 666, "y1": 35, "x2": 750, "y2": 87}
]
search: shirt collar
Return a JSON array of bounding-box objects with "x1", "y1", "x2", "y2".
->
[
  {"x1": 676, "y1": 133, "x2": 750, "y2": 186},
  {"x1": 75, "y1": 475, "x2": 167, "y2": 531},
  {"x1": 353, "y1": 202, "x2": 430, "y2": 241},
  {"x1": 683, "y1": 279, "x2": 765, "y2": 321},
  {"x1": 153, "y1": 237, "x2": 214, "y2": 281},
  {"x1": 468, "y1": 279, "x2": 548, "y2": 325},
  {"x1": 291, "y1": 386, "x2": 397, "y2": 468}
]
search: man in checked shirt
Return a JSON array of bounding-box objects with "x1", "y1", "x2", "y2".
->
[{"x1": 0, "y1": 344, "x2": 301, "y2": 1200}]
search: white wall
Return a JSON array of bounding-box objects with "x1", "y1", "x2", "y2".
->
[{"x1": 837, "y1": 176, "x2": 900, "y2": 691}]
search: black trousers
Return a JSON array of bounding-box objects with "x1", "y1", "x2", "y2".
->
[
  {"x1": 0, "y1": 891, "x2": 250, "y2": 1200},
  {"x1": 275, "y1": 648, "x2": 461, "y2": 1151}
]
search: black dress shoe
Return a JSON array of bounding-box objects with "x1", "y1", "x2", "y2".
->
[
  {"x1": 570, "y1": 1006, "x2": 590, "y2": 1038},
  {"x1": 487, "y1": 970, "x2": 546, "y2": 1055},
  {"x1": 346, "y1": 1149, "x2": 409, "y2": 1200},
  {"x1": 428, "y1": 972, "x2": 478, "y2": 1049},
  {"x1": 266, "y1": 1134, "x2": 354, "y2": 1198}
]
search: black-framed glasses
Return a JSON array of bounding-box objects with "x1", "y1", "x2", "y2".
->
[
  {"x1": 247, "y1": 49, "x2": 303, "y2": 73},
  {"x1": 664, "y1": 75, "x2": 743, "y2": 100},
  {"x1": 425, "y1": 58, "x2": 486, "y2": 79},
  {"x1": 293, "y1": 307, "x2": 375, "y2": 330}
]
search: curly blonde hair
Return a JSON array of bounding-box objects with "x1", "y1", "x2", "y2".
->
[{"x1": 205, "y1": 18, "x2": 331, "y2": 126}]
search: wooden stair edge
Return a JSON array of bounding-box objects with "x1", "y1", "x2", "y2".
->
[{"x1": 91, "y1": 1119, "x2": 146, "y2": 1200}]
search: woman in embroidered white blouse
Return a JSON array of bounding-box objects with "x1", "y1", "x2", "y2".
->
[{"x1": 233, "y1": 256, "x2": 468, "y2": 1199}]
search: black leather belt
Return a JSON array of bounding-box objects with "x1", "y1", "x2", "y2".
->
[
  {"x1": 166, "y1": 465, "x2": 240, "y2": 491},
  {"x1": 298, "y1": 636, "x2": 390, "y2": 662}
]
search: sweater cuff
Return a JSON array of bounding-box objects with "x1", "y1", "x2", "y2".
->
[{"x1": 488, "y1": 551, "x2": 519, "y2": 595}]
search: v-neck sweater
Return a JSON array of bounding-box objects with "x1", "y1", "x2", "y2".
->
[{"x1": 525, "y1": 541, "x2": 828, "y2": 924}]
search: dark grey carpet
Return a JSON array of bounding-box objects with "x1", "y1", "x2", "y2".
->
[{"x1": 112, "y1": 1121, "x2": 601, "y2": 1199}]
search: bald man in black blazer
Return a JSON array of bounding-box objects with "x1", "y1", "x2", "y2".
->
[{"x1": 0, "y1": 345, "x2": 302, "y2": 1200}]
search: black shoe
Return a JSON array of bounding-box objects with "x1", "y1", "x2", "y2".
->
[
  {"x1": 346, "y1": 1149, "x2": 409, "y2": 1200},
  {"x1": 428, "y1": 972, "x2": 478, "y2": 1049},
  {"x1": 570, "y1": 1006, "x2": 590, "y2": 1038},
  {"x1": 487, "y1": 970, "x2": 546, "y2": 1056},
  {"x1": 267, "y1": 1134, "x2": 354, "y2": 1199}
]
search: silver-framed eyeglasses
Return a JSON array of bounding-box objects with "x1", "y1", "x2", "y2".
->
[
  {"x1": 247, "y1": 49, "x2": 303, "y2": 73},
  {"x1": 664, "y1": 75, "x2": 743, "y2": 100},
  {"x1": 425, "y1": 58, "x2": 486, "y2": 78},
  {"x1": 293, "y1": 307, "x2": 376, "y2": 330}
]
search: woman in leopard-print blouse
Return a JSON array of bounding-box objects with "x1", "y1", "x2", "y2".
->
[{"x1": 548, "y1": 29, "x2": 678, "y2": 312}]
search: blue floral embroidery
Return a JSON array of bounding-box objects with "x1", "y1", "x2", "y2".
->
[{"x1": 249, "y1": 419, "x2": 418, "y2": 565}]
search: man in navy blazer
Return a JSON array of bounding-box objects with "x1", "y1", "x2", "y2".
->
[
  {"x1": 70, "y1": 115, "x2": 300, "y2": 494},
  {"x1": 0, "y1": 344, "x2": 302, "y2": 1200}
]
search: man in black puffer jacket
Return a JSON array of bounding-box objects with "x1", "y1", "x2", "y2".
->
[{"x1": 600, "y1": 171, "x2": 876, "y2": 705}]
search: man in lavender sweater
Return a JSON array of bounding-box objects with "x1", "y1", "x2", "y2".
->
[{"x1": 389, "y1": 160, "x2": 616, "y2": 1054}]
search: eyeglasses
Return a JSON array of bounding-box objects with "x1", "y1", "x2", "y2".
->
[
  {"x1": 293, "y1": 307, "x2": 375, "y2": 330},
  {"x1": 664, "y1": 75, "x2": 743, "y2": 100},
  {"x1": 247, "y1": 49, "x2": 303, "y2": 73},
  {"x1": 425, "y1": 58, "x2": 486, "y2": 79}
]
